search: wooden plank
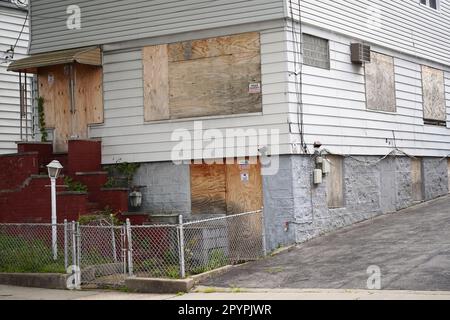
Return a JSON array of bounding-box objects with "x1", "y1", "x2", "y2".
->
[
  {"x1": 168, "y1": 33, "x2": 262, "y2": 119},
  {"x1": 190, "y1": 163, "x2": 227, "y2": 215},
  {"x1": 365, "y1": 52, "x2": 396, "y2": 112},
  {"x1": 169, "y1": 55, "x2": 234, "y2": 119},
  {"x1": 142, "y1": 45, "x2": 170, "y2": 121},
  {"x1": 412, "y1": 158, "x2": 423, "y2": 202},
  {"x1": 37, "y1": 67, "x2": 56, "y2": 128},
  {"x1": 225, "y1": 161, "x2": 263, "y2": 214},
  {"x1": 75, "y1": 63, "x2": 104, "y2": 125},
  {"x1": 326, "y1": 155, "x2": 344, "y2": 208},
  {"x1": 422, "y1": 65, "x2": 446, "y2": 122},
  {"x1": 168, "y1": 32, "x2": 260, "y2": 62},
  {"x1": 38, "y1": 65, "x2": 71, "y2": 152}
]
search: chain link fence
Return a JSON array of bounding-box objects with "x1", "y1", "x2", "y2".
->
[
  {"x1": 0, "y1": 210, "x2": 265, "y2": 288},
  {"x1": 0, "y1": 223, "x2": 72, "y2": 274}
]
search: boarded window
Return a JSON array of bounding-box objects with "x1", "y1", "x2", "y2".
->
[
  {"x1": 411, "y1": 158, "x2": 423, "y2": 202},
  {"x1": 365, "y1": 52, "x2": 396, "y2": 112},
  {"x1": 422, "y1": 65, "x2": 446, "y2": 126},
  {"x1": 326, "y1": 155, "x2": 344, "y2": 208},
  {"x1": 303, "y1": 34, "x2": 330, "y2": 69},
  {"x1": 142, "y1": 32, "x2": 262, "y2": 121}
]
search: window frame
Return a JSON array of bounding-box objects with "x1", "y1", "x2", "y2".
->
[
  {"x1": 302, "y1": 33, "x2": 331, "y2": 70},
  {"x1": 419, "y1": 0, "x2": 440, "y2": 11}
]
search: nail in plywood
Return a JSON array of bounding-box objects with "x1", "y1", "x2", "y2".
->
[
  {"x1": 190, "y1": 163, "x2": 227, "y2": 215},
  {"x1": 422, "y1": 65, "x2": 446, "y2": 122},
  {"x1": 326, "y1": 155, "x2": 344, "y2": 208},
  {"x1": 143, "y1": 44, "x2": 170, "y2": 121},
  {"x1": 411, "y1": 158, "x2": 423, "y2": 202}
]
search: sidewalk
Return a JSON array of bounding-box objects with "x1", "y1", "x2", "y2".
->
[{"x1": 1, "y1": 285, "x2": 450, "y2": 300}]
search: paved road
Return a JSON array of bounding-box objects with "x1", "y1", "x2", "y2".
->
[
  {"x1": 201, "y1": 196, "x2": 450, "y2": 291},
  {"x1": 1, "y1": 285, "x2": 450, "y2": 300}
]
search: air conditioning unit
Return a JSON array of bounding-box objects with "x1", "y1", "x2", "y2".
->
[{"x1": 351, "y1": 43, "x2": 371, "y2": 64}]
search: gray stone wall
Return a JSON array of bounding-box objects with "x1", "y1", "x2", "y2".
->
[
  {"x1": 262, "y1": 156, "x2": 296, "y2": 251},
  {"x1": 133, "y1": 162, "x2": 191, "y2": 217},
  {"x1": 422, "y1": 157, "x2": 449, "y2": 201},
  {"x1": 264, "y1": 155, "x2": 449, "y2": 249}
]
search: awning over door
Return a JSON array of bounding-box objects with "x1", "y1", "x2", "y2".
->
[{"x1": 7, "y1": 46, "x2": 102, "y2": 73}]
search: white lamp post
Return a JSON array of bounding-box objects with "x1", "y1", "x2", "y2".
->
[{"x1": 47, "y1": 160, "x2": 63, "y2": 261}]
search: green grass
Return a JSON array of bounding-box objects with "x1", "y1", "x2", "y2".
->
[{"x1": 0, "y1": 234, "x2": 66, "y2": 274}]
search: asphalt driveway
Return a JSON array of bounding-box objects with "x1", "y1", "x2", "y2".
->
[{"x1": 201, "y1": 196, "x2": 450, "y2": 291}]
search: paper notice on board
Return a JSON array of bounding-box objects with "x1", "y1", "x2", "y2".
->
[{"x1": 249, "y1": 83, "x2": 261, "y2": 94}]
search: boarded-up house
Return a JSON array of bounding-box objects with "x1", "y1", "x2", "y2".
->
[{"x1": 4, "y1": 0, "x2": 450, "y2": 250}]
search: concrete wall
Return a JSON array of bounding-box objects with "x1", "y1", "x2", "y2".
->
[
  {"x1": 422, "y1": 157, "x2": 449, "y2": 201},
  {"x1": 263, "y1": 154, "x2": 449, "y2": 251},
  {"x1": 132, "y1": 162, "x2": 191, "y2": 216}
]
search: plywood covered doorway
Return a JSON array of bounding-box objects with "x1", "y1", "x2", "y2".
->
[
  {"x1": 190, "y1": 160, "x2": 263, "y2": 215},
  {"x1": 37, "y1": 63, "x2": 103, "y2": 152}
]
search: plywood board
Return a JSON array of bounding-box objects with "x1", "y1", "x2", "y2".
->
[
  {"x1": 168, "y1": 33, "x2": 262, "y2": 119},
  {"x1": 365, "y1": 52, "x2": 396, "y2": 112},
  {"x1": 168, "y1": 32, "x2": 260, "y2": 62},
  {"x1": 411, "y1": 158, "x2": 423, "y2": 202},
  {"x1": 75, "y1": 63, "x2": 104, "y2": 125},
  {"x1": 38, "y1": 65, "x2": 71, "y2": 152},
  {"x1": 190, "y1": 163, "x2": 227, "y2": 215},
  {"x1": 422, "y1": 65, "x2": 446, "y2": 122},
  {"x1": 142, "y1": 44, "x2": 170, "y2": 121},
  {"x1": 326, "y1": 155, "x2": 344, "y2": 208},
  {"x1": 225, "y1": 161, "x2": 263, "y2": 215}
]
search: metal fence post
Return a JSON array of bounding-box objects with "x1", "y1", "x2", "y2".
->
[
  {"x1": 260, "y1": 208, "x2": 268, "y2": 257},
  {"x1": 71, "y1": 221, "x2": 77, "y2": 269},
  {"x1": 110, "y1": 214, "x2": 117, "y2": 262},
  {"x1": 125, "y1": 219, "x2": 134, "y2": 277},
  {"x1": 64, "y1": 219, "x2": 68, "y2": 270},
  {"x1": 178, "y1": 215, "x2": 186, "y2": 278}
]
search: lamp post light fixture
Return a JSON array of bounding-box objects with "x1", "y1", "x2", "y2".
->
[{"x1": 47, "y1": 160, "x2": 63, "y2": 261}]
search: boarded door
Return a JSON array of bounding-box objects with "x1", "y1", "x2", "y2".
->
[
  {"x1": 190, "y1": 160, "x2": 263, "y2": 215},
  {"x1": 37, "y1": 63, "x2": 103, "y2": 152}
]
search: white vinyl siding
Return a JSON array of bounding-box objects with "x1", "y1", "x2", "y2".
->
[
  {"x1": 29, "y1": 0, "x2": 285, "y2": 54},
  {"x1": 0, "y1": 6, "x2": 30, "y2": 154},
  {"x1": 289, "y1": 0, "x2": 450, "y2": 67},
  {"x1": 288, "y1": 24, "x2": 450, "y2": 157}
]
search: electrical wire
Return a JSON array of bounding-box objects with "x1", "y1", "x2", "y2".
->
[
  {"x1": 288, "y1": 0, "x2": 308, "y2": 154},
  {"x1": 0, "y1": 0, "x2": 28, "y2": 63}
]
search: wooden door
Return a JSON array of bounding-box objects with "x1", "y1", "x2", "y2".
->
[{"x1": 225, "y1": 161, "x2": 263, "y2": 214}]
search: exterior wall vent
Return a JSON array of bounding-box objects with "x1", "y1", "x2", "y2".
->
[{"x1": 351, "y1": 43, "x2": 371, "y2": 64}]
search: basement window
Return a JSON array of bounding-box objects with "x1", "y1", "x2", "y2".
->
[
  {"x1": 326, "y1": 155, "x2": 344, "y2": 208},
  {"x1": 420, "y1": 0, "x2": 439, "y2": 10},
  {"x1": 303, "y1": 34, "x2": 330, "y2": 69}
]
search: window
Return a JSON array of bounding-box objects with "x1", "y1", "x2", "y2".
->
[
  {"x1": 303, "y1": 34, "x2": 330, "y2": 69},
  {"x1": 420, "y1": 0, "x2": 438, "y2": 9},
  {"x1": 365, "y1": 52, "x2": 396, "y2": 112},
  {"x1": 326, "y1": 155, "x2": 344, "y2": 208},
  {"x1": 421, "y1": 65, "x2": 446, "y2": 126}
]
